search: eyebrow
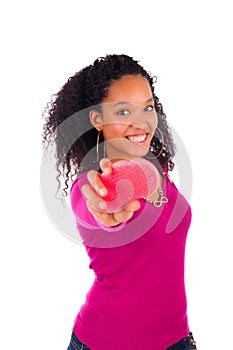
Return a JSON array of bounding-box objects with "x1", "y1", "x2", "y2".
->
[{"x1": 113, "y1": 98, "x2": 154, "y2": 107}]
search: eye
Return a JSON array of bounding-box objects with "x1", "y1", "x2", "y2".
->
[
  {"x1": 116, "y1": 109, "x2": 130, "y2": 116},
  {"x1": 144, "y1": 105, "x2": 155, "y2": 112}
]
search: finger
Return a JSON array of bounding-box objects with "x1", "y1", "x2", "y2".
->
[
  {"x1": 81, "y1": 184, "x2": 107, "y2": 210},
  {"x1": 86, "y1": 202, "x2": 109, "y2": 221},
  {"x1": 87, "y1": 170, "x2": 108, "y2": 197},
  {"x1": 99, "y1": 158, "x2": 113, "y2": 175},
  {"x1": 110, "y1": 200, "x2": 141, "y2": 214},
  {"x1": 86, "y1": 200, "x2": 138, "y2": 227},
  {"x1": 86, "y1": 202, "x2": 121, "y2": 227},
  {"x1": 124, "y1": 200, "x2": 141, "y2": 212},
  {"x1": 86, "y1": 201, "x2": 107, "y2": 216},
  {"x1": 111, "y1": 200, "x2": 140, "y2": 224},
  {"x1": 113, "y1": 209, "x2": 134, "y2": 224}
]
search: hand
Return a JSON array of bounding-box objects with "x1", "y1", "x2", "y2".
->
[{"x1": 81, "y1": 158, "x2": 141, "y2": 227}]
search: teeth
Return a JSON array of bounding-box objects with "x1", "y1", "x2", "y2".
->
[{"x1": 127, "y1": 134, "x2": 147, "y2": 143}]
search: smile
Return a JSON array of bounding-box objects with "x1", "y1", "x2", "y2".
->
[{"x1": 126, "y1": 133, "x2": 148, "y2": 143}]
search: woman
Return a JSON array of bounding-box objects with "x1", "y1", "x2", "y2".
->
[{"x1": 42, "y1": 54, "x2": 197, "y2": 349}]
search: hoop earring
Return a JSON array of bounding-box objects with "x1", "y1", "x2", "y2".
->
[
  {"x1": 145, "y1": 127, "x2": 164, "y2": 159},
  {"x1": 96, "y1": 129, "x2": 101, "y2": 162},
  {"x1": 96, "y1": 129, "x2": 106, "y2": 162}
]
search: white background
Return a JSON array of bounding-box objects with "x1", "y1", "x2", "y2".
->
[{"x1": 1, "y1": 0, "x2": 233, "y2": 349}]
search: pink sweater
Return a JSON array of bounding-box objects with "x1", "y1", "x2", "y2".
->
[{"x1": 70, "y1": 171, "x2": 192, "y2": 350}]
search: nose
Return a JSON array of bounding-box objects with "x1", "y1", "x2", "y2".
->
[
  {"x1": 130, "y1": 107, "x2": 146, "y2": 130},
  {"x1": 130, "y1": 105, "x2": 157, "y2": 131}
]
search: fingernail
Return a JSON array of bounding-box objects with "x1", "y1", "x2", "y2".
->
[
  {"x1": 103, "y1": 168, "x2": 110, "y2": 175},
  {"x1": 99, "y1": 188, "x2": 106, "y2": 196},
  {"x1": 98, "y1": 201, "x2": 106, "y2": 210}
]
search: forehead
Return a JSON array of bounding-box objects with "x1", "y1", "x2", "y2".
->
[{"x1": 103, "y1": 75, "x2": 153, "y2": 104}]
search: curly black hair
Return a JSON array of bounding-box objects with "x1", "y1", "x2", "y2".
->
[{"x1": 42, "y1": 54, "x2": 176, "y2": 196}]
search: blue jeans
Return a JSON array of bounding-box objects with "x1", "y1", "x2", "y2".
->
[
  {"x1": 67, "y1": 331, "x2": 197, "y2": 350},
  {"x1": 67, "y1": 332, "x2": 90, "y2": 349}
]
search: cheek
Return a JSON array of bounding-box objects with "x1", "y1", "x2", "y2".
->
[
  {"x1": 103, "y1": 123, "x2": 129, "y2": 140},
  {"x1": 151, "y1": 115, "x2": 158, "y2": 131},
  {"x1": 154, "y1": 121, "x2": 158, "y2": 131}
]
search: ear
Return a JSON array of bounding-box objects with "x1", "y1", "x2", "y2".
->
[{"x1": 89, "y1": 110, "x2": 103, "y2": 131}]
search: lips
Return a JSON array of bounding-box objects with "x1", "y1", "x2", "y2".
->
[{"x1": 126, "y1": 133, "x2": 148, "y2": 143}]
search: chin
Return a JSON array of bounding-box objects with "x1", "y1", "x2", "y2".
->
[
  {"x1": 106, "y1": 141, "x2": 149, "y2": 160},
  {"x1": 127, "y1": 148, "x2": 149, "y2": 159}
]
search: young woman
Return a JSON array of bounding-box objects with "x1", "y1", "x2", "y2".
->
[{"x1": 42, "y1": 54, "x2": 197, "y2": 349}]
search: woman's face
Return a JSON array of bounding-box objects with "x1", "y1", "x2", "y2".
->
[{"x1": 99, "y1": 75, "x2": 158, "y2": 161}]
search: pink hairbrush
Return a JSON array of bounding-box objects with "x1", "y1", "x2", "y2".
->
[{"x1": 99, "y1": 158, "x2": 160, "y2": 213}]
